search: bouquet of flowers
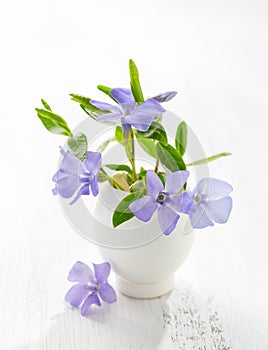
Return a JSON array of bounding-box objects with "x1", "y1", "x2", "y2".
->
[{"x1": 35, "y1": 59, "x2": 233, "y2": 236}]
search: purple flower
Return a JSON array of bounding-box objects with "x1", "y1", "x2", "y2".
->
[
  {"x1": 129, "y1": 170, "x2": 192, "y2": 235},
  {"x1": 52, "y1": 147, "x2": 101, "y2": 204},
  {"x1": 189, "y1": 178, "x2": 233, "y2": 228},
  {"x1": 65, "y1": 261, "x2": 117, "y2": 317},
  {"x1": 151, "y1": 91, "x2": 177, "y2": 102},
  {"x1": 90, "y1": 88, "x2": 168, "y2": 135}
]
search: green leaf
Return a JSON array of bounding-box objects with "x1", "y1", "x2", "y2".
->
[
  {"x1": 175, "y1": 121, "x2": 187, "y2": 156},
  {"x1": 154, "y1": 114, "x2": 163, "y2": 123},
  {"x1": 41, "y1": 99, "x2": 52, "y2": 111},
  {"x1": 155, "y1": 142, "x2": 186, "y2": 171},
  {"x1": 70, "y1": 93, "x2": 110, "y2": 121},
  {"x1": 139, "y1": 166, "x2": 147, "y2": 179},
  {"x1": 80, "y1": 105, "x2": 99, "y2": 120},
  {"x1": 69, "y1": 94, "x2": 93, "y2": 108},
  {"x1": 136, "y1": 122, "x2": 168, "y2": 145},
  {"x1": 35, "y1": 108, "x2": 72, "y2": 136},
  {"x1": 67, "y1": 132, "x2": 88, "y2": 161},
  {"x1": 157, "y1": 173, "x2": 166, "y2": 186},
  {"x1": 112, "y1": 190, "x2": 145, "y2": 228},
  {"x1": 136, "y1": 134, "x2": 157, "y2": 158},
  {"x1": 129, "y1": 179, "x2": 146, "y2": 192},
  {"x1": 187, "y1": 152, "x2": 232, "y2": 166},
  {"x1": 104, "y1": 164, "x2": 132, "y2": 174},
  {"x1": 97, "y1": 137, "x2": 114, "y2": 153},
  {"x1": 97, "y1": 85, "x2": 117, "y2": 103},
  {"x1": 115, "y1": 126, "x2": 123, "y2": 143},
  {"x1": 129, "y1": 59, "x2": 144, "y2": 102}
]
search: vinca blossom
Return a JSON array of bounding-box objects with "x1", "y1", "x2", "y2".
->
[
  {"x1": 65, "y1": 261, "x2": 116, "y2": 317},
  {"x1": 129, "y1": 170, "x2": 192, "y2": 235},
  {"x1": 90, "y1": 88, "x2": 175, "y2": 135},
  {"x1": 188, "y1": 178, "x2": 233, "y2": 228},
  {"x1": 52, "y1": 147, "x2": 101, "y2": 204}
]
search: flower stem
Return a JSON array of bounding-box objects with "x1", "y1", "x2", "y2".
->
[
  {"x1": 154, "y1": 158, "x2": 159, "y2": 173},
  {"x1": 99, "y1": 168, "x2": 125, "y2": 191},
  {"x1": 123, "y1": 129, "x2": 137, "y2": 182}
]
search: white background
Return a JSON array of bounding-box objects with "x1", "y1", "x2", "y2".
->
[{"x1": 1, "y1": 0, "x2": 268, "y2": 349}]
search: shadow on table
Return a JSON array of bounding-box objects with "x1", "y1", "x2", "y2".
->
[
  {"x1": 13, "y1": 281, "x2": 233, "y2": 350},
  {"x1": 14, "y1": 291, "x2": 171, "y2": 350}
]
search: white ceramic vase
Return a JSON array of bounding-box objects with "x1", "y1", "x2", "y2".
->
[{"x1": 92, "y1": 182, "x2": 195, "y2": 299}]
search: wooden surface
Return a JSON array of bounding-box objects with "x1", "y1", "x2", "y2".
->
[{"x1": 1, "y1": 201, "x2": 267, "y2": 350}]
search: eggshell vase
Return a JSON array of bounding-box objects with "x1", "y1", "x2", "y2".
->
[{"x1": 93, "y1": 183, "x2": 195, "y2": 299}]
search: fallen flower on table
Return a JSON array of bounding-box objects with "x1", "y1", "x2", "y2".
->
[{"x1": 65, "y1": 261, "x2": 116, "y2": 317}]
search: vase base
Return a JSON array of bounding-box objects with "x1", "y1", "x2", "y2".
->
[{"x1": 115, "y1": 274, "x2": 174, "y2": 299}]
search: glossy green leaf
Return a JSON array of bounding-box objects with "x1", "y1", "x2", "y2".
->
[
  {"x1": 136, "y1": 122, "x2": 168, "y2": 145},
  {"x1": 129, "y1": 59, "x2": 144, "y2": 102},
  {"x1": 80, "y1": 105, "x2": 99, "y2": 120},
  {"x1": 136, "y1": 134, "x2": 157, "y2": 158},
  {"x1": 154, "y1": 114, "x2": 163, "y2": 123},
  {"x1": 104, "y1": 164, "x2": 132, "y2": 174},
  {"x1": 41, "y1": 99, "x2": 52, "y2": 111},
  {"x1": 35, "y1": 108, "x2": 72, "y2": 136},
  {"x1": 157, "y1": 173, "x2": 166, "y2": 186},
  {"x1": 155, "y1": 142, "x2": 186, "y2": 171},
  {"x1": 67, "y1": 132, "x2": 88, "y2": 161},
  {"x1": 97, "y1": 85, "x2": 117, "y2": 103},
  {"x1": 139, "y1": 166, "x2": 147, "y2": 179},
  {"x1": 187, "y1": 152, "x2": 232, "y2": 166},
  {"x1": 70, "y1": 93, "x2": 110, "y2": 121},
  {"x1": 69, "y1": 94, "x2": 93, "y2": 108},
  {"x1": 175, "y1": 121, "x2": 187, "y2": 156},
  {"x1": 115, "y1": 126, "x2": 123, "y2": 143},
  {"x1": 129, "y1": 179, "x2": 146, "y2": 192},
  {"x1": 112, "y1": 190, "x2": 145, "y2": 228}
]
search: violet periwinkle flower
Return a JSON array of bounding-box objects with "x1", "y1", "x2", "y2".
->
[
  {"x1": 189, "y1": 178, "x2": 233, "y2": 228},
  {"x1": 90, "y1": 88, "x2": 176, "y2": 135},
  {"x1": 65, "y1": 261, "x2": 117, "y2": 317},
  {"x1": 129, "y1": 170, "x2": 192, "y2": 235},
  {"x1": 52, "y1": 147, "x2": 101, "y2": 204}
]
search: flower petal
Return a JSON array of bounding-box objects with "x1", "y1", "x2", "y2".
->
[
  {"x1": 65, "y1": 284, "x2": 89, "y2": 307},
  {"x1": 85, "y1": 152, "x2": 102, "y2": 175},
  {"x1": 146, "y1": 170, "x2": 164, "y2": 196},
  {"x1": 52, "y1": 148, "x2": 85, "y2": 198},
  {"x1": 69, "y1": 183, "x2": 91, "y2": 205},
  {"x1": 58, "y1": 148, "x2": 83, "y2": 175},
  {"x1": 111, "y1": 88, "x2": 134, "y2": 104},
  {"x1": 81, "y1": 293, "x2": 101, "y2": 316},
  {"x1": 151, "y1": 91, "x2": 177, "y2": 102},
  {"x1": 158, "y1": 205, "x2": 180, "y2": 235},
  {"x1": 99, "y1": 282, "x2": 117, "y2": 303},
  {"x1": 80, "y1": 183, "x2": 90, "y2": 195},
  {"x1": 194, "y1": 178, "x2": 233, "y2": 200},
  {"x1": 90, "y1": 176, "x2": 99, "y2": 197},
  {"x1": 189, "y1": 204, "x2": 214, "y2": 229},
  {"x1": 55, "y1": 174, "x2": 80, "y2": 198},
  {"x1": 165, "y1": 171, "x2": 189, "y2": 194},
  {"x1": 97, "y1": 112, "x2": 122, "y2": 122},
  {"x1": 90, "y1": 100, "x2": 121, "y2": 112},
  {"x1": 206, "y1": 196, "x2": 232, "y2": 224},
  {"x1": 126, "y1": 100, "x2": 165, "y2": 131},
  {"x1": 168, "y1": 191, "x2": 193, "y2": 214},
  {"x1": 93, "y1": 262, "x2": 111, "y2": 284},
  {"x1": 129, "y1": 196, "x2": 158, "y2": 222},
  {"x1": 68, "y1": 261, "x2": 95, "y2": 283}
]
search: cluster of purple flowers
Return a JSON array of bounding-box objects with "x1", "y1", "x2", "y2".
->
[
  {"x1": 53, "y1": 150, "x2": 232, "y2": 235},
  {"x1": 52, "y1": 87, "x2": 233, "y2": 235}
]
